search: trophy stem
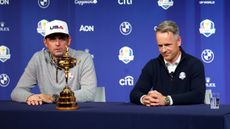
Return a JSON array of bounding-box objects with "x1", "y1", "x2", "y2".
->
[{"x1": 65, "y1": 69, "x2": 69, "y2": 84}]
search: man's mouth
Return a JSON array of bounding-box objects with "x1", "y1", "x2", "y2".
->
[{"x1": 54, "y1": 49, "x2": 62, "y2": 52}]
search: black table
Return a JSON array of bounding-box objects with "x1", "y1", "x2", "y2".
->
[{"x1": 0, "y1": 101, "x2": 230, "y2": 129}]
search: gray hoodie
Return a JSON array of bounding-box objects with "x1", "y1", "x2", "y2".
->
[{"x1": 11, "y1": 48, "x2": 97, "y2": 102}]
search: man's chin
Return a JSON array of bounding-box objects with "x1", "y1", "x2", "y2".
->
[{"x1": 164, "y1": 57, "x2": 171, "y2": 62}]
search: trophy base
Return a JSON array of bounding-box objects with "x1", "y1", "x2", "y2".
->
[
  {"x1": 56, "y1": 86, "x2": 79, "y2": 110},
  {"x1": 56, "y1": 105, "x2": 79, "y2": 110}
]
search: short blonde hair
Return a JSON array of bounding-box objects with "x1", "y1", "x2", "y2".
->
[{"x1": 155, "y1": 20, "x2": 180, "y2": 36}]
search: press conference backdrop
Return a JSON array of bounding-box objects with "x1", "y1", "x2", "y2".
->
[{"x1": 0, "y1": 0, "x2": 230, "y2": 104}]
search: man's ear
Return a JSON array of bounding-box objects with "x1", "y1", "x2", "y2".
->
[
  {"x1": 43, "y1": 38, "x2": 48, "y2": 47},
  {"x1": 177, "y1": 36, "x2": 182, "y2": 47},
  {"x1": 67, "y1": 36, "x2": 72, "y2": 46}
]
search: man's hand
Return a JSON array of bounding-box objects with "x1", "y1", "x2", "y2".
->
[
  {"x1": 26, "y1": 94, "x2": 53, "y2": 105},
  {"x1": 142, "y1": 90, "x2": 167, "y2": 106}
]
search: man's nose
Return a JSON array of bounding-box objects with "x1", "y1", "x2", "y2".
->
[
  {"x1": 54, "y1": 39, "x2": 61, "y2": 45},
  {"x1": 161, "y1": 46, "x2": 167, "y2": 52}
]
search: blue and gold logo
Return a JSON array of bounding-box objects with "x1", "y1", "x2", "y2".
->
[
  {"x1": 158, "y1": 0, "x2": 174, "y2": 10},
  {"x1": 0, "y1": 45, "x2": 11, "y2": 63},
  {"x1": 37, "y1": 19, "x2": 48, "y2": 36},
  {"x1": 118, "y1": 46, "x2": 134, "y2": 64},
  {"x1": 199, "y1": 19, "x2": 216, "y2": 37}
]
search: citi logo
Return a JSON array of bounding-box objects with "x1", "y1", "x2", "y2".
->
[
  {"x1": 79, "y1": 25, "x2": 94, "y2": 32},
  {"x1": 50, "y1": 25, "x2": 64, "y2": 30},
  {"x1": 118, "y1": 0, "x2": 132, "y2": 5},
  {"x1": 0, "y1": 0, "x2": 9, "y2": 5},
  {"x1": 119, "y1": 76, "x2": 134, "y2": 86}
]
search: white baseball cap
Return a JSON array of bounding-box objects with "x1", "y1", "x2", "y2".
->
[{"x1": 44, "y1": 20, "x2": 69, "y2": 37}]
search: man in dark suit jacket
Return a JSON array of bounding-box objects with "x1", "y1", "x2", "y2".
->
[{"x1": 130, "y1": 20, "x2": 205, "y2": 106}]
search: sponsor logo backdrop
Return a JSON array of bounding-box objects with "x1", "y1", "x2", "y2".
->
[{"x1": 0, "y1": 0, "x2": 230, "y2": 104}]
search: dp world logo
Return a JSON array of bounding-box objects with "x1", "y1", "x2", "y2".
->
[
  {"x1": 120, "y1": 21, "x2": 132, "y2": 35},
  {"x1": 38, "y1": 0, "x2": 50, "y2": 8},
  {"x1": 118, "y1": 46, "x2": 134, "y2": 64},
  {"x1": 201, "y1": 49, "x2": 214, "y2": 63},
  {"x1": 0, "y1": 73, "x2": 10, "y2": 87},
  {"x1": 158, "y1": 0, "x2": 174, "y2": 10},
  {"x1": 199, "y1": 19, "x2": 216, "y2": 37}
]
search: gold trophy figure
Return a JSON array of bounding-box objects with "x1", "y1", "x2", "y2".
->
[{"x1": 56, "y1": 47, "x2": 79, "y2": 110}]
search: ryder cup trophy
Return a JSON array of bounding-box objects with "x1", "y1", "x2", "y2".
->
[{"x1": 56, "y1": 47, "x2": 79, "y2": 110}]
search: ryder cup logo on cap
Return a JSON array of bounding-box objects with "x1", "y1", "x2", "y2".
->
[{"x1": 44, "y1": 20, "x2": 69, "y2": 37}]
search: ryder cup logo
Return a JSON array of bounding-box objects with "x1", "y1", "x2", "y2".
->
[
  {"x1": 0, "y1": 45, "x2": 11, "y2": 63},
  {"x1": 179, "y1": 72, "x2": 186, "y2": 80},
  {"x1": 120, "y1": 21, "x2": 132, "y2": 35},
  {"x1": 201, "y1": 49, "x2": 214, "y2": 63},
  {"x1": 158, "y1": 0, "x2": 174, "y2": 10},
  {"x1": 68, "y1": 72, "x2": 74, "y2": 80},
  {"x1": 37, "y1": 19, "x2": 49, "y2": 36},
  {"x1": 38, "y1": 0, "x2": 50, "y2": 8},
  {"x1": 199, "y1": 19, "x2": 216, "y2": 37},
  {"x1": 0, "y1": 73, "x2": 10, "y2": 87},
  {"x1": 118, "y1": 46, "x2": 134, "y2": 64}
]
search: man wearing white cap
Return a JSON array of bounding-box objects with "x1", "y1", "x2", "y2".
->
[{"x1": 11, "y1": 20, "x2": 97, "y2": 105}]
